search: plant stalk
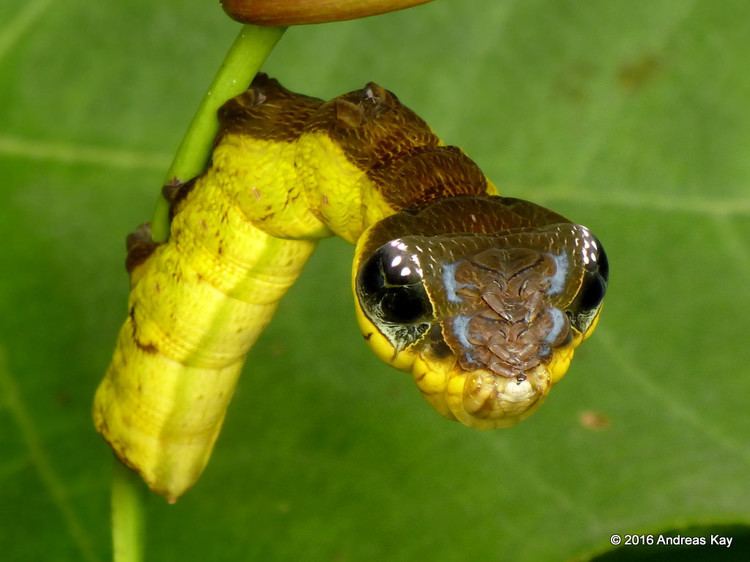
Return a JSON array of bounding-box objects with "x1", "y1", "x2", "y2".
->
[
  {"x1": 112, "y1": 461, "x2": 145, "y2": 562},
  {"x1": 150, "y1": 24, "x2": 286, "y2": 242}
]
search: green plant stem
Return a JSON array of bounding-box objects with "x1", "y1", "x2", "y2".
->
[
  {"x1": 150, "y1": 24, "x2": 287, "y2": 242},
  {"x1": 112, "y1": 461, "x2": 146, "y2": 562}
]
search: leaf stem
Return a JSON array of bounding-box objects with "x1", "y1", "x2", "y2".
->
[
  {"x1": 150, "y1": 24, "x2": 287, "y2": 242},
  {"x1": 112, "y1": 460, "x2": 146, "y2": 562}
]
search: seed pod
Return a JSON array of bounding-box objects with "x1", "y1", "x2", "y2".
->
[{"x1": 221, "y1": 0, "x2": 434, "y2": 26}]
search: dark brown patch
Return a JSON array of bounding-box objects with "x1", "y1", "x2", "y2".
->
[
  {"x1": 133, "y1": 337, "x2": 158, "y2": 355},
  {"x1": 363, "y1": 332, "x2": 373, "y2": 341},
  {"x1": 164, "y1": 177, "x2": 198, "y2": 220},
  {"x1": 129, "y1": 305, "x2": 159, "y2": 355},
  {"x1": 618, "y1": 55, "x2": 662, "y2": 92},
  {"x1": 162, "y1": 177, "x2": 182, "y2": 202},
  {"x1": 125, "y1": 223, "x2": 159, "y2": 274}
]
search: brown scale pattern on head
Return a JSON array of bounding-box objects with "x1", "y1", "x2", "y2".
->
[{"x1": 441, "y1": 248, "x2": 572, "y2": 379}]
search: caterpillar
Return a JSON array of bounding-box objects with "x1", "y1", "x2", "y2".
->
[{"x1": 93, "y1": 74, "x2": 608, "y2": 502}]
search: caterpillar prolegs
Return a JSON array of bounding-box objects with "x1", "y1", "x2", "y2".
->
[{"x1": 94, "y1": 75, "x2": 608, "y2": 501}]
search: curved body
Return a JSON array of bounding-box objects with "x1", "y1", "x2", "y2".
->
[{"x1": 94, "y1": 75, "x2": 606, "y2": 501}]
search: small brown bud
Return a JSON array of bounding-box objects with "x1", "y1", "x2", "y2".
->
[{"x1": 221, "y1": 0, "x2": 435, "y2": 26}]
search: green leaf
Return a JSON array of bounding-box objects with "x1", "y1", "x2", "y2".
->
[{"x1": 1, "y1": 1, "x2": 749, "y2": 561}]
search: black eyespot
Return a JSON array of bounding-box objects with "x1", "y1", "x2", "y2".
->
[
  {"x1": 357, "y1": 240, "x2": 432, "y2": 326},
  {"x1": 380, "y1": 286, "x2": 430, "y2": 324},
  {"x1": 591, "y1": 235, "x2": 609, "y2": 284},
  {"x1": 578, "y1": 271, "x2": 607, "y2": 312},
  {"x1": 568, "y1": 236, "x2": 608, "y2": 332},
  {"x1": 359, "y1": 247, "x2": 386, "y2": 294},
  {"x1": 360, "y1": 240, "x2": 423, "y2": 288}
]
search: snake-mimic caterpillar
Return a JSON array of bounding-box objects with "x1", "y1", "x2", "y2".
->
[{"x1": 94, "y1": 75, "x2": 608, "y2": 501}]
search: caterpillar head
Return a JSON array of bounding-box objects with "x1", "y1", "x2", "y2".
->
[{"x1": 352, "y1": 196, "x2": 608, "y2": 429}]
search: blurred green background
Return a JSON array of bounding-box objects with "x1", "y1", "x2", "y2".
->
[{"x1": 1, "y1": 1, "x2": 749, "y2": 560}]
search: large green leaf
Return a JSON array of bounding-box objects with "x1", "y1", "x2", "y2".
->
[{"x1": 1, "y1": 1, "x2": 749, "y2": 560}]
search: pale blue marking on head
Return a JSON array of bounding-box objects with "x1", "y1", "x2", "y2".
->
[
  {"x1": 442, "y1": 261, "x2": 477, "y2": 304},
  {"x1": 544, "y1": 307, "x2": 567, "y2": 344},
  {"x1": 442, "y1": 261, "x2": 462, "y2": 303},
  {"x1": 452, "y1": 314, "x2": 476, "y2": 364},
  {"x1": 452, "y1": 314, "x2": 472, "y2": 349},
  {"x1": 547, "y1": 253, "x2": 569, "y2": 295}
]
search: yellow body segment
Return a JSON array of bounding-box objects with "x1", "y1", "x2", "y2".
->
[
  {"x1": 296, "y1": 131, "x2": 372, "y2": 243},
  {"x1": 94, "y1": 134, "x2": 316, "y2": 501},
  {"x1": 212, "y1": 133, "x2": 330, "y2": 240}
]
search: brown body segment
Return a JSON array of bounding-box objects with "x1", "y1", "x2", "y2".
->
[
  {"x1": 218, "y1": 74, "x2": 324, "y2": 142},
  {"x1": 368, "y1": 146, "x2": 488, "y2": 209},
  {"x1": 304, "y1": 82, "x2": 490, "y2": 213},
  {"x1": 303, "y1": 82, "x2": 440, "y2": 171}
]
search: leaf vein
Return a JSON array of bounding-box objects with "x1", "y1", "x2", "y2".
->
[
  {"x1": 491, "y1": 439, "x2": 600, "y2": 526},
  {"x1": 520, "y1": 185, "x2": 750, "y2": 217},
  {"x1": 0, "y1": 348, "x2": 101, "y2": 562},
  {"x1": 0, "y1": 134, "x2": 171, "y2": 171},
  {"x1": 0, "y1": 0, "x2": 53, "y2": 62},
  {"x1": 597, "y1": 329, "x2": 750, "y2": 467}
]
